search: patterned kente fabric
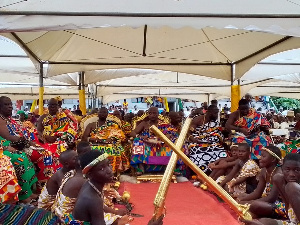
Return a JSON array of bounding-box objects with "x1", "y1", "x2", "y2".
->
[
  {"x1": 4, "y1": 116, "x2": 61, "y2": 192},
  {"x1": 232, "y1": 108, "x2": 271, "y2": 159},
  {"x1": 120, "y1": 120, "x2": 133, "y2": 159},
  {"x1": 0, "y1": 151, "x2": 21, "y2": 203},
  {"x1": 42, "y1": 109, "x2": 78, "y2": 154},
  {"x1": 262, "y1": 182, "x2": 287, "y2": 219},
  {"x1": 64, "y1": 214, "x2": 91, "y2": 225},
  {"x1": 278, "y1": 139, "x2": 300, "y2": 158},
  {"x1": 131, "y1": 121, "x2": 182, "y2": 173},
  {"x1": 38, "y1": 185, "x2": 56, "y2": 211},
  {"x1": 0, "y1": 116, "x2": 37, "y2": 201},
  {"x1": 281, "y1": 208, "x2": 300, "y2": 225},
  {"x1": 0, "y1": 203, "x2": 60, "y2": 225},
  {"x1": 52, "y1": 170, "x2": 77, "y2": 221},
  {"x1": 188, "y1": 120, "x2": 227, "y2": 173},
  {"x1": 90, "y1": 120, "x2": 130, "y2": 173}
]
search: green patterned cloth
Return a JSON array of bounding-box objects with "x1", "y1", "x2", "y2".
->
[{"x1": 0, "y1": 136, "x2": 37, "y2": 201}]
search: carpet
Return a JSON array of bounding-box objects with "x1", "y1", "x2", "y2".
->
[{"x1": 121, "y1": 182, "x2": 240, "y2": 225}]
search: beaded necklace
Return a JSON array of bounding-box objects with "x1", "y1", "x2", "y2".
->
[
  {"x1": 88, "y1": 180, "x2": 103, "y2": 198},
  {"x1": 0, "y1": 114, "x2": 21, "y2": 137}
]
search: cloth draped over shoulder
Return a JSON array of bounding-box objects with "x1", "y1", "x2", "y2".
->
[
  {"x1": 52, "y1": 170, "x2": 77, "y2": 221},
  {"x1": 0, "y1": 203, "x2": 60, "y2": 225},
  {"x1": 0, "y1": 152, "x2": 21, "y2": 203},
  {"x1": 90, "y1": 117, "x2": 130, "y2": 173},
  {"x1": 232, "y1": 108, "x2": 271, "y2": 159},
  {"x1": 131, "y1": 116, "x2": 183, "y2": 173},
  {"x1": 0, "y1": 116, "x2": 37, "y2": 201},
  {"x1": 188, "y1": 120, "x2": 227, "y2": 172},
  {"x1": 42, "y1": 109, "x2": 78, "y2": 154},
  {"x1": 38, "y1": 185, "x2": 56, "y2": 211}
]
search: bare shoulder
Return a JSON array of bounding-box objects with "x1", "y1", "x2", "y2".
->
[
  {"x1": 192, "y1": 115, "x2": 204, "y2": 125},
  {"x1": 38, "y1": 114, "x2": 47, "y2": 122},
  {"x1": 87, "y1": 122, "x2": 97, "y2": 130},
  {"x1": 273, "y1": 172, "x2": 285, "y2": 184},
  {"x1": 229, "y1": 111, "x2": 238, "y2": 118}
]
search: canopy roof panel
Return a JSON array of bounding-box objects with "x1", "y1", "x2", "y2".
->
[
  {"x1": 2, "y1": 27, "x2": 300, "y2": 81},
  {"x1": 1, "y1": 0, "x2": 300, "y2": 37}
]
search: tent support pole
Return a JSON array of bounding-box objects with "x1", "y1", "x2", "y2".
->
[
  {"x1": 39, "y1": 63, "x2": 44, "y2": 116},
  {"x1": 142, "y1": 25, "x2": 148, "y2": 56},
  {"x1": 230, "y1": 64, "x2": 240, "y2": 112},
  {"x1": 78, "y1": 72, "x2": 87, "y2": 115}
]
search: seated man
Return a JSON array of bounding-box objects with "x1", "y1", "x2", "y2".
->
[
  {"x1": 82, "y1": 107, "x2": 129, "y2": 175},
  {"x1": 226, "y1": 99, "x2": 271, "y2": 159},
  {"x1": 241, "y1": 153, "x2": 300, "y2": 225},
  {"x1": 188, "y1": 105, "x2": 227, "y2": 173},
  {"x1": 38, "y1": 149, "x2": 78, "y2": 210},
  {"x1": 37, "y1": 98, "x2": 78, "y2": 155},
  {"x1": 0, "y1": 96, "x2": 37, "y2": 202},
  {"x1": 220, "y1": 143, "x2": 260, "y2": 196},
  {"x1": 130, "y1": 107, "x2": 180, "y2": 175},
  {"x1": 69, "y1": 150, "x2": 163, "y2": 225}
]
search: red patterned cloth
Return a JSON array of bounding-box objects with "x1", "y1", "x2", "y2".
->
[{"x1": 0, "y1": 151, "x2": 21, "y2": 203}]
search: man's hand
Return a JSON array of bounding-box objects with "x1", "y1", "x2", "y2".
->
[
  {"x1": 114, "y1": 208, "x2": 127, "y2": 216},
  {"x1": 239, "y1": 128, "x2": 250, "y2": 136},
  {"x1": 208, "y1": 163, "x2": 216, "y2": 169},
  {"x1": 44, "y1": 135, "x2": 57, "y2": 143},
  {"x1": 147, "y1": 215, "x2": 164, "y2": 225},
  {"x1": 236, "y1": 193, "x2": 248, "y2": 201},
  {"x1": 6, "y1": 146, "x2": 17, "y2": 153},
  {"x1": 117, "y1": 215, "x2": 133, "y2": 225}
]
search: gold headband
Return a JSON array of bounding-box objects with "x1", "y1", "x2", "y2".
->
[
  {"x1": 82, "y1": 153, "x2": 108, "y2": 175},
  {"x1": 261, "y1": 147, "x2": 281, "y2": 161}
]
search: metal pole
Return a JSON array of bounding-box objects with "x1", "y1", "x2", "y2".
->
[
  {"x1": 78, "y1": 72, "x2": 87, "y2": 115},
  {"x1": 38, "y1": 63, "x2": 44, "y2": 115}
]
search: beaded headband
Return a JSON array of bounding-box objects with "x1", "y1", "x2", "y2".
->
[
  {"x1": 82, "y1": 153, "x2": 108, "y2": 175},
  {"x1": 230, "y1": 144, "x2": 238, "y2": 149},
  {"x1": 261, "y1": 147, "x2": 281, "y2": 161}
]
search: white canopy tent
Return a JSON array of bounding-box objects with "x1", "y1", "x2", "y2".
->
[
  {"x1": 1, "y1": 0, "x2": 300, "y2": 106},
  {"x1": 0, "y1": 34, "x2": 299, "y2": 102},
  {"x1": 0, "y1": 36, "x2": 82, "y2": 99}
]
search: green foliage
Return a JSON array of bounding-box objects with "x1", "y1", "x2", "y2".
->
[{"x1": 271, "y1": 97, "x2": 300, "y2": 110}]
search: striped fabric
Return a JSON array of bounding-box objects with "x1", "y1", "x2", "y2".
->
[{"x1": 0, "y1": 204, "x2": 60, "y2": 225}]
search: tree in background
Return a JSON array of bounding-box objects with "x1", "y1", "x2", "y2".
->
[{"x1": 271, "y1": 97, "x2": 300, "y2": 113}]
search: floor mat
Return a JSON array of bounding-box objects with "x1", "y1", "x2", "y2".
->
[{"x1": 122, "y1": 182, "x2": 239, "y2": 225}]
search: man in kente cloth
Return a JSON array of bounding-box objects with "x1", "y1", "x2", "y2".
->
[
  {"x1": 188, "y1": 105, "x2": 227, "y2": 173},
  {"x1": 37, "y1": 98, "x2": 78, "y2": 155},
  {"x1": 65, "y1": 150, "x2": 164, "y2": 225},
  {"x1": 130, "y1": 107, "x2": 180, "y2": 175},
  {"x1": 82, "y1": 107, "x2": 129, "y2": 175},
  {"x1": 0, "y1": 96, "x2": 37, "y2": 203},
  {"x1": 226, "y1": 99, "x2": 271, "y2": 159}
]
